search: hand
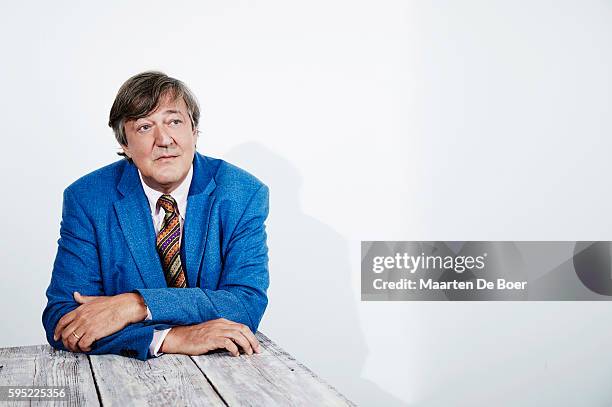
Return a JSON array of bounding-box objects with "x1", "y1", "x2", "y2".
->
[
  {"x1": 161, "y1": 318, "x2": 261, "y2": 357},
  {"x1": 53, "y1": 292, "x2": 148, "y2": 353}
]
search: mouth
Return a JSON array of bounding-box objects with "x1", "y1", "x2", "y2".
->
[{"x1": 155, "y1": 155, "x2": 178, "y2": 161}]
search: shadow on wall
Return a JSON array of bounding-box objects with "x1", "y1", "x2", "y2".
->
[{"x1": 224, "y1": 142, "x2": 410, "y2": 407}]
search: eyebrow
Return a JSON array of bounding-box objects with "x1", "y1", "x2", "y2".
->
[
  {"x1": 133, "y1": 109, "x2": 185, "y2": 125},
  {"x1": 160, "y1": 109, "x2": 184, "y2": 116}
]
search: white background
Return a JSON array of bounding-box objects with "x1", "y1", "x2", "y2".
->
[{"x1": 1, "y1": 1, "x2": 612, "y2": 405}]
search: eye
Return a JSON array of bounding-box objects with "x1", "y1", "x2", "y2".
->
[
  {"x1": 170, "y1": 119, "x2": 183, "y2": 126},
  {"x1": 137, "y1": 124, "x2": 151, "y2": 132}
]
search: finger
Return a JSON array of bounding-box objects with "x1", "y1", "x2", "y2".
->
[
  {"x1": 78, "y1": 333, "x2": 96, "y2": 352},
  {"x1": 224, "y1": 321, "x2": 260, "y2": 353},
  {"x1": 54, "y1": 311, "x2": 77, "y2": 341},
  {"x1": 74, "y1": 292, "x2": 95, "y2": 304},
  {"x1": 62, "y1": 328, "x2": 81, "y2": 352},
  {"x1": 61, "y1": 336, "x2": 73, "y2": 352},
  {"x1": 61, "y1": 320, "x2": 83, "y2": 351},
  {"x1": 221, "y1": 329, "x2": 253, "y2": 355},
  {"x1": 220, "y1": 338, "x2": 240, "y2": 357},
  {"x1": 63, "y1": 330, "x2": 78, "y2": 352},
  {"x1": 237, "y1": 325, "x2": 261, "y2": 354},
  {"x1": 67, "y1": 336, "x2": 79, "y2": 352},
  {"x1": 218, "y1": 319, "x2": 261, "y2": 354},
  {"x1": 54, "y1": 311, "x2": 75, "y2": 340}
]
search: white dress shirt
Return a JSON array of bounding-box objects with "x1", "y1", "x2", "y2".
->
[{"x1": 138, "y1": 165, "x2": 193, "y2": 357}]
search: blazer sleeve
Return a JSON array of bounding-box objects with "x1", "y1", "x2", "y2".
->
[
  {"x1": 42, "y1": 187, "x2": 171, "y2": 361},
  {"x1": 134, "y1": 184, "x2": 270, "y2": 333}
]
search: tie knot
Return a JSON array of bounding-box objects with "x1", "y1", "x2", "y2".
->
[{"x1": 157, "y1": 194, "x2": 178, "y2": 214}]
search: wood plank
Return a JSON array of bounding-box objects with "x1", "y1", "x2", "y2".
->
[
  {"x1": 191, "y1": 332, "x2": 355, "y2": 406},
  {"x1": 89, "y1": 352, "x2": 225, "y2": 406},
  {"x1": 0, "y1": 345, "x2": 99, "y2": 407}
]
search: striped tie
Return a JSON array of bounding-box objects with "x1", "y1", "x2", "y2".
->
[{"x1": 156, "y1": 194, "x2": 187, "y2": 288}]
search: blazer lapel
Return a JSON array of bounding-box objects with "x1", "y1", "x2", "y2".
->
[
  {"x1": 184, "y1": 153, "x2": 216, "y2": 287},
  {"x1": 114, "y1": 162, "x2": 166, "y2": 289}
]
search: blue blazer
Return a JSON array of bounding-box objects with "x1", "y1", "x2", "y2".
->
[{"x1": 42, "y1": 152, "x2": 269, "y2": 360}]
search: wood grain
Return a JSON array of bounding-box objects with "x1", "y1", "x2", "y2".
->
[
  {"x1": 191, "y1": 332, "x2": 355, "y2": 406},
  {"x1": 0, "y1": 333, "x2": 353, "y2": 406},
  {"x1": 89, "y1": 352, "x2": 225, "y2": 406},
  {"x1": 0, "y1": 345, "x2": 99, "y2": 406}
]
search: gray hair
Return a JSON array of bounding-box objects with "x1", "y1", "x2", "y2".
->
[{"x1": 108, "y1": 71, "x2": 200, "y2": 160}]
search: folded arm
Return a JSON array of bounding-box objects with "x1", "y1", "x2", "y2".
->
[
  {"x1": 43, "y1": 182, "x2": 270, "y2": 359},
  {"x1": 42, "y1": 188, "x2": 169, "y2": 360},
  {"x1": 135, "y1": 184, "x2": 270, "y2": 332}
]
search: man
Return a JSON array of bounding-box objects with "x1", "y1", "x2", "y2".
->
[{"x1": 42, "y1": 71, "x2": 269, "y2": 360}]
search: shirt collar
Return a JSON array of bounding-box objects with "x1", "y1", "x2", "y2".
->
[{"x1": 139, "y1": 165, "x2": 193, "y2": 218}]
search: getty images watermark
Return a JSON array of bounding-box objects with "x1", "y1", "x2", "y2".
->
[{"x1": 361, "y1": 241, "x2": 612, "y2": 301}]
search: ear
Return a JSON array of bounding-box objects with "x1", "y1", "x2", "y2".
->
[
  {"x1": 193, "y1": 128, "x2": 199, "y2": 146},
  {"x1": 121, "y1": 144, "x2": 131, "y2": 159}
]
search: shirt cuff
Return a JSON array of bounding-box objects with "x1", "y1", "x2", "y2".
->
[
  {"x1": 145, "y1": 306, "x2": 152, "y2": 321},
  {"x1": 149, "y1": 328, "x2": 172, "y2": 357}
]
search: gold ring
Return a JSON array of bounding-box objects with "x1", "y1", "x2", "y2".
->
[{"x1": 72, "y1": 331, "x2": 81, "y2": 340}]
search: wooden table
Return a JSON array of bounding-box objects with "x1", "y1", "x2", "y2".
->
[{"x1": 0, "y1": 333, "x2": 353, "y2": 406}]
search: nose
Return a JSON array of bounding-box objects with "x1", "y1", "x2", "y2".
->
[{"x1": 154, "y1": 126, "x2": 174, "y2": 147}]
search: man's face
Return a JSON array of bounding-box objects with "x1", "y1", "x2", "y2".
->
[{"x1": 121, "y1": 94, "x2": 197, "y2": 193}]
